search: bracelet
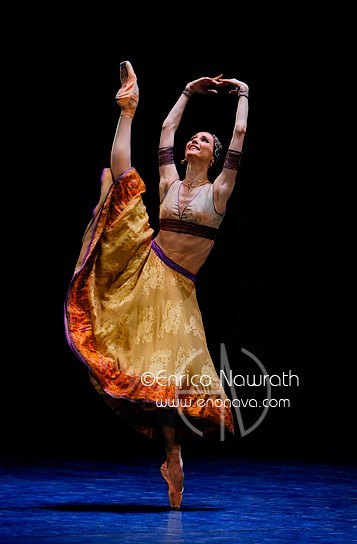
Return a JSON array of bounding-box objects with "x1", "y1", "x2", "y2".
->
[
  {"x1": 238, "y1": 90, "x2": 249, "y2": 99},
  {"x1": 182, "y1": 87, "x2": 193, "y2": 98}
]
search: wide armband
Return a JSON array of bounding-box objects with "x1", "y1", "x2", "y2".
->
[
  {"x1": 223, "y1": 149, "x2": 242, "y2": 170},
  {"x1": 158, "y1": 147, "x2": 174, "y2": 167}
]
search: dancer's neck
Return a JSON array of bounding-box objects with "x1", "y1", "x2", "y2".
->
[{"x1": 184, "y1": 163, "x2": 209, "y2": 188}]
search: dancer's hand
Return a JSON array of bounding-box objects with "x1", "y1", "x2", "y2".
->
[
  {"x1": 186, "y1": 74, "x2": 223, "y2": 94},
  {"x1": 218, "y1": 77, "x2": 249, "y2": 95}
]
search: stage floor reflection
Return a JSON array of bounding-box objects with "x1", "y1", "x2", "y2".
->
[{"x1": 0, "y1": 457, "x2": 355, "y2": 543}]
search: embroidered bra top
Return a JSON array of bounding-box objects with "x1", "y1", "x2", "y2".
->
[{"x1": 159, "y1": 179, "x2": 225, "y2": 240}]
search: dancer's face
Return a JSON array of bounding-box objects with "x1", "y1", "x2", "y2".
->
[{"x1": 185, "y1": 132, "x2": 214, "y2": 165}]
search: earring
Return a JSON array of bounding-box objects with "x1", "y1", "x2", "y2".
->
[{"x1": 181, "y1": 158, "x2": 187, "y2": 165}]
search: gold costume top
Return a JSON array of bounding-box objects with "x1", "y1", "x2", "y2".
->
[
  {"x1": 160, "y1": 178, "x2": 225, "y2": 225},
  {"x1": 155, "y1": 179, "x2": 225, "y2": 275}
]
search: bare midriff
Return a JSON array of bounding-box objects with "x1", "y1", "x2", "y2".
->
[{"x1": 154, "y1": 229, "x2": 215, "y2": 275}]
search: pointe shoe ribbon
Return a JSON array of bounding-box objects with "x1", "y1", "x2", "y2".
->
[
  {"x1": 160, "y1": 461, "x2": 184, "y2": 510},
  {"x1": 115, "y1": 60, "x2": 139, "y2": 117}
]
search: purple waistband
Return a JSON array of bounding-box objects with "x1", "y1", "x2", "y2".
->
[{"x1": 151, "y1": 240, "x2": 197, "y2": 282}]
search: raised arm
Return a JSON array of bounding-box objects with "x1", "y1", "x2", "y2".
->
[
  {"x1": 159, "y1": 75, "x2": 222, "y2": 200},
  {"x1": 213, "y1": 78, "x2": 249, "y2": 213}
]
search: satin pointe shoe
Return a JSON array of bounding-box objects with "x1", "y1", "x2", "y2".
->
[
  {"x1": 115, "y1": 60, "x2": 139, "y2": 117},
  {"x1": 160, "y1": 460, "x2": 185, "y2": 510}
]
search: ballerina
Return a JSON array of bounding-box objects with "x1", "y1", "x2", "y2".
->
[{"x1": 65, "y1": 60, "x2": 249, "y2": 509}]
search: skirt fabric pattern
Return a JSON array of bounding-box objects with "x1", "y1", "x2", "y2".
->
[{"x1": 65, "y1": 167, "x2": 234, "y2": 439}]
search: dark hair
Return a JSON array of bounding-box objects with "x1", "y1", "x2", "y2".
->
[{"x1": 209, "y1": 133, "x2": 223, "y2": 164}]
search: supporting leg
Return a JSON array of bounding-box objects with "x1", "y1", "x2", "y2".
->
[{"x1": 160, "y1": 424, "x2": 185, "y2": 509}]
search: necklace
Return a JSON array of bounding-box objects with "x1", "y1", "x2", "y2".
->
[{"x1": 183, "y1": 179, "x2": 209, "y2": 189}]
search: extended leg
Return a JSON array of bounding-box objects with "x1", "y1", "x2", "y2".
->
[{"x1": 110, "y1": 61, "x2": 139, "y2": 180}]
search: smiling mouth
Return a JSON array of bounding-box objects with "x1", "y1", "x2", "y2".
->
[{"x1": 189, "y1": 145, "x2": 200, "y2": 151}]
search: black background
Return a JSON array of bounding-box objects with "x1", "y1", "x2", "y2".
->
[{"x1": 5, "y1": 19, "x2": 353, "y2": 466}]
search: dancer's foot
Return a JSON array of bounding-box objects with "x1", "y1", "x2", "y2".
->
[
  {"x1": 160, "y1": 449, "x2": 184, "y2": 509},
  {"x1": 115, "y1": 60, "x2": 139, "y2": 117}
]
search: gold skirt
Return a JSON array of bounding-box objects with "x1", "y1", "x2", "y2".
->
[{"x1": 65, "y1": 167, "x2": 234, "y2": 439}]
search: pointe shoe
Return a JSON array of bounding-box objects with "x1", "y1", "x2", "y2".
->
[
  {"x1": 115, "y1": 60, "x2": 139, "y2": 117},
  {"x1": 160, "y1": 460, "x2": 184, "y2": 510}
]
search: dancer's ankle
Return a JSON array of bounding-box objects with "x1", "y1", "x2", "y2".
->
[
  {"x1": 120, "y1": 110, "x2": 135, "y2": 119},
  {"x1": 166, "y1": 443, "x2": 180, "y2": 452}
]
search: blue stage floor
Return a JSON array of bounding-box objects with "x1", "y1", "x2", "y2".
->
[{"x1": 0, "y1": 457, "x2": 356, "y2": 543}]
